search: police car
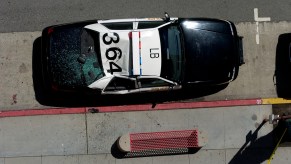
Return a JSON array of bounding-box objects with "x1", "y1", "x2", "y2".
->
[{"x1": 41, "y1": 13, "x2": 243, "y2": 95}]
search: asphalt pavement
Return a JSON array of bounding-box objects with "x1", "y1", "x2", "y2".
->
[{"x1": 1, "y1": 0, "x2": 291, "y2": 32}]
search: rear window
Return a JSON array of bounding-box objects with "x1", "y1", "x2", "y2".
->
[
  {"x1": 49, "y1": 26, "x2": 84, "y2": 88},
  {"x1": 49, "y1": 24, "x2": 104, "y2": 88}
]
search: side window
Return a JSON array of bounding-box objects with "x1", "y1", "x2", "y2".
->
[
  {"x1": 138, "y1": 21, "x2": 164, "y2": 29},
  {"x1": 105, "y1": 77, "x2": 136, "y2": 91},
  {"x1": 101, "y1": 22, "x2": 133, "y2": 30},
  {"x1": 139, "y1": 78, "x2": 172, "y2": 88}
]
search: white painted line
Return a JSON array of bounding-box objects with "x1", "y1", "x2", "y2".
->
[
  {"x1": 256, "y1": 34, "x2": 260, "y2": 44},
  {"x1": 256, "y1": 22, "x2": 259, "y2": 44},
  {"x1": 254, "y1": 8, "x2": 259, "y2": 20},
  {"x1": 254, "y1": 8, "x2": 271, "y2": 22},
  {"x1": 254, "y1": 8, "x2": 271, "y2": 45},
  {"x1": 256, "y1": 17, "x2": 271, "y2": 22},
  {"x1": 132, "y1": 32, "x2": 140, "y2": 75}
]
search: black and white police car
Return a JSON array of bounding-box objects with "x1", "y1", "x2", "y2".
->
[{"x1": 41, "y1": 13, "x2": 244, "y2": 95}]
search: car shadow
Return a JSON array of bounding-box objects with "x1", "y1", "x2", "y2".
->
[
  {"x1": 228, "y1": 119, "x2": 289, "y2": 164},
  {"x1": 32, "y1": 37, "x2": 228, "y2": 107},
  {"x1": 274, "y1": 33, "x2": 291, "y2": 98},
  {"x1": 32, "y1": 37, "x2": 48, "y2": 104}
]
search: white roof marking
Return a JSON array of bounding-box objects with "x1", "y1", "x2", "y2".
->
[{"x1": 132, "y1": 32, "x2": 140, "y2": 75}]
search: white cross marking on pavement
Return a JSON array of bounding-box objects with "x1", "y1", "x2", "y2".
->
[{"x1": 254, "y1": 8, "x2": 271, "y2": 44}]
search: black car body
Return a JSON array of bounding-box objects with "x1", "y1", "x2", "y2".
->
[
  {"x1": 274, "y1": 33, "x2": 291, "y2": 98},
  {"x1": 41, "y1": 16, "x2": 243, "y2": 95}
]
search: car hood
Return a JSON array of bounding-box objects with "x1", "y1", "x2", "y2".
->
[{"x1": 180, "y1": 20, "x2": 236, "y2": 83}]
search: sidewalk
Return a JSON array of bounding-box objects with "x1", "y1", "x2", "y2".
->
[{"x1": 1, "y1": 104, "x2": 289, "y2": 163}]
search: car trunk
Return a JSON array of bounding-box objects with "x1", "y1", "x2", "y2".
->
[{"x1": 183, "y1": 29, "x2": 236, "y2": 84}]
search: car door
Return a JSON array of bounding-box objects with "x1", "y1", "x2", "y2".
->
[
  {"x1": 136, "y1": 17, "x2": 178, "y2": 30},
  {"x1": 102, "y1": 76, "x2": 139, "y2": 95},
  {"x1": 100, "y1": 21, "x2": 134, "y2": 30},
  {"x1": 137, "y1": 76, "x2": 178, "y2": 93},
  {"x1": 99, "y1": 18, "x2": 165, "y2": 31},
  {"x1": 136, "y1": 20, "x2": 164, "y2": 29}
]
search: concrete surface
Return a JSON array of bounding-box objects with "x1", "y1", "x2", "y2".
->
[
  {"x1": 1, "y1": 22, "x2": 291, "y2": 111},
  {"x1": 0, "y1": 105, "x2": 287, "y2": 164},
  {"x1": 206, "y1": 21, "x2": 291, "y2": 100},
  {"x1": 0, "y1": 32, "x2": 41, "y2": 110},
  {"x1": 1, "y1": 149, "x2": 291, "y2": 164},
  {"x1": 42, "y1": 156, "x2": 79, "y2": 164},
  {"x1": 4, "y1": 157, "x2": 41, "y2": 164},
  {"x1": 0, "y1": 114, "x2": 87, "y2": 157},
  {"x1": 269, "y1": 147, "x2": 291, "y2": 163}
]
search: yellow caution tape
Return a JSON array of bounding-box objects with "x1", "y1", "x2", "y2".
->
[{"x1": 267, "y1": 128, "x2": 287, "y2": 164}]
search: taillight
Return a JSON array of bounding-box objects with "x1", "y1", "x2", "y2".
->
[
  {"x1": 51, "y1": 84, "x2": 58, "y2": 91},
  {"x1": 128, "y1": 32, "x2": 132, "y2": 39},
  {"x1": 48, "y1": 27, "x2": 54, "y2": 35}
]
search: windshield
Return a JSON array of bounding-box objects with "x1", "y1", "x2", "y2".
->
[
  {"x1": 80, "y1": 29, "x2": 105, "y2": 86},
  {"x1": 159, "y1": 25, "x2": 184, "y2": 83}
]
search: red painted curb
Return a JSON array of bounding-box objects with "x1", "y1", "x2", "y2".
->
[
  {"x1": 0, "y1": 108, "x2": 86, "y2": 118},
  {"x1": 0, "y1": 98, "x2": 262, "y2": 118}
]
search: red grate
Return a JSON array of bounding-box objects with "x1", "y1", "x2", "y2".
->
[{"x1": 130, "y1": 130, "x2": 199, "y2": 151}]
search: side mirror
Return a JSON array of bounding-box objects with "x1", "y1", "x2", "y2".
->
[
  {"x1": 163, "y1": 12, "x2": 170, "y2": 22},
  {"x1": 169, "y1": 82, "x2": 178, "y2": 90}
]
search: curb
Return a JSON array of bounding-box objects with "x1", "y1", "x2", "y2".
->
[
  {"x1": 0, "y1": 98, "x2": 290, "y2": 118},
  {"x1": 262, "y1": 98, "x2": 291, "y2": 105}
]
